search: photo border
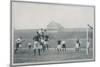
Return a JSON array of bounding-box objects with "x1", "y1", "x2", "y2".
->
[{"x1": 10, "y1": 0, "x2": 95, "y2": 67}]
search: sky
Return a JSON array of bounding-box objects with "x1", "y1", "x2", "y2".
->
[{"x1": 12, "y1": 2, "x2": 95, "y2": 30}]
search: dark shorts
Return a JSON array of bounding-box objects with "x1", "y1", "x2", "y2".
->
[
  {"x1": 62, "y1": 44, "x2": 66, "y2": 48},
  {"x1": 16, "y1": 43, "x2": 20, "y2": 48}
]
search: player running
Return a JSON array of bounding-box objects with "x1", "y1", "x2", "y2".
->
[{"x1": 15, "y1": 36, "x2": 25, "y2": 53}]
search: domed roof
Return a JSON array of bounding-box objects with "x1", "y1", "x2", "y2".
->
[{"x1": 46, "y1": 21, "x2": 64, "y2": 30}]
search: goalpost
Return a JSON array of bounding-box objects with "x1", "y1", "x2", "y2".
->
[{"x1": 86, "y1": 24, "x2": 93, "y2": 54}]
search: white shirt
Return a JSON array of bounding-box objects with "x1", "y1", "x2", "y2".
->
[
  {"x1": 38, "y1": 30, "x2": 42, "y2": 34},
  {"x1": 61, "y1": 41, "x2": 65, "y2": 45},
  {"x1": 76, "y1": 43, "x2": 79, "y2": 48},
  {"x1": 28, "y1": 43, "x2": 31, "y2": 46},
  {"x1": 57, "y1": 45, "x2": 62, "y2": 49},
  {"x1": 38, "y1": 29, "x2": 44, "y2": 35},
  {"x1": 87, "y1": 42, "x2": 90, "y2": 48}
]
